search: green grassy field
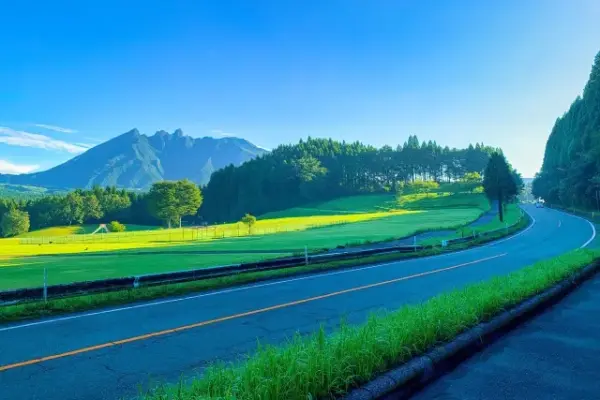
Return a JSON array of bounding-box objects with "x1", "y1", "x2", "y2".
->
[{"x1": 0, "y1": 190, "x2": 490, "y2": 290}]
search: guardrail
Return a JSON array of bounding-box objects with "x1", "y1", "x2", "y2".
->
[{"x1": 0, "y1": 211, "x2": 526, "y2": 305}]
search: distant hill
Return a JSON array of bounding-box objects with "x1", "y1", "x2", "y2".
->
[
  {"x1": 0, "y1": 129, "x2": 268, "y2": 189},
  {"x1": 0, "y1": 184, "x2": 67, "y2": 200}
]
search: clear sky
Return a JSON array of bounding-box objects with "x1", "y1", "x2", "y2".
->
[{"x1": 1, "y1": 0, "x2": 599, "y2": 177}]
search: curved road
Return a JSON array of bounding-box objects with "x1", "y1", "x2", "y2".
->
[{"x1": 0, "y1": 205, "x2": 594, "y2": 400}]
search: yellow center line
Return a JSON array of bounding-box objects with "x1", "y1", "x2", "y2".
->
[{"x1": 0, "y1": 253, "x2": 506, "y2": 372}]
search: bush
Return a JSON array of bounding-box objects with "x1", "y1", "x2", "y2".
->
[{"x1": 108, "y1": 221, "x2": 126, "y2": 232}]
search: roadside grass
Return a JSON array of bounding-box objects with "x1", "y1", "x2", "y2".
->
[
  {"x1": 140, "y1": 248, "x2": 599, "y2": 400},
  {"x1": 421, "y1": 204, "x2": 522, "y2": 246},
  {"x1": 0, "y1": 213, "x2": 529, "y2": 324},
  {"x1": 0, "y1": 208, "x2": 484, "y2": 290}
]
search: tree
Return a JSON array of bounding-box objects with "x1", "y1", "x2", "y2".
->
[
  {"x1": 147, "y1": 181, "x2": 178, "y2": 228},
  {"x1": 533, "y1": 50, "x2": 600, "y2": 209},
  {"x1": 83, "y1": 193, "x2": 103, "y2": 221},
  {"x1": 61, "y1": 192, "x2": 84, "y2": 225},
  {"x1": 174, "y1": 180, "x2": 203, "y2": 228},
  {"x1": 1, "y1": 209, "x2": 30, "y2": 237},
  {"x1": 100, "y1": 188, "x2": 131, "y2": 217},
  {"x1": 147, "y1": 180, "x2": 203, "y2": 228},
  {"x1": 483, "y1": 152, "x2": 518, "y2": 222},
  {"x1": 241, "y1": 213, "x2": 256, "y2": 234}
]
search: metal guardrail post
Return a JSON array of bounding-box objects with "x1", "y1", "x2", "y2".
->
[{"x1": 43, "y1": 268, "x2": 48, "y2": 303}]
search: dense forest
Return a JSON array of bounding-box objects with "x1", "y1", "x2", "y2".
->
[
  {"x1": 533, "y1": 50, "x2": 600, "y2": 209},
  {"x1": 201, "y1": 136, "x2": 500, "y2": 222},
  {"x1": 0, "y1": 186, "x2": 161, "y2": 235},
  {"x1": 0, "y1": 136, "x2": 502, "y2": 236}
]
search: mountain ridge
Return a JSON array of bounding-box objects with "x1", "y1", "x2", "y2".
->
[{"x1": 0, "y1": 129, "x2": 268, "y2": 189}]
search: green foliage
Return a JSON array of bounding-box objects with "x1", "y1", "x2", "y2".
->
[
  {"x1": 241, "y1": 213, "x2": 257, "y2": 233},
  {"x1": 1, "y1": 209, "x2": 30, "y2": 237},
  {"x1": 147, "y1": 180, "x2": 203, "y2": 228},
  {"x1": 147, "y1": 182, "x2": 178, "y2": 228},
  {"x1": 201, "y1": 136, "x2": 500, "y2": 222},
  {"x1": 483, "y1": 152, "x2": 519, "y2": 221},
  {"x1": 459, "y1": 171, "x2": 483, "y2": 192},
  {"x1": 108, "y1": 221, "x2": 126, "y2": 232},
  {"x1": 61, "y1": 192, "x2": 85, "y2": 225},
  {"x1": 83, "y1": 193, "x2": 103, "y2": 220},
  {"x1": 406, "y1": 180, "x2": 440, "y2": 193},
  {"x1": 174, "y1": 179, "x2": 203, "y2": 226},
  {"x1": 534, "y1": 50, "x2": 600, "y2": 209}
]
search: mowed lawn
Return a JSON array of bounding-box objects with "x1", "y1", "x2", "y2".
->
[{"x1": 0, "y1": 191, "x2": 489, "y2": 290}]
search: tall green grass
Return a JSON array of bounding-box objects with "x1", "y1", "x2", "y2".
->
[{"x1": 141, "y1": 249, "x2": 598, "y2": 400}]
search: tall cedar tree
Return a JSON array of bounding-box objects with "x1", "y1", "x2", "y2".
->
[
  {"x1": 533, "y1": 50, "x2": 600, "y2": 209},
  {"x1": 483, "y1": 152, "x2": 518, "y2": 222}
]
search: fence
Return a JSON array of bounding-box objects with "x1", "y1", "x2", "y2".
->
[{"x1": 18, "y1": 220, "x2": 354, "y2": 245}]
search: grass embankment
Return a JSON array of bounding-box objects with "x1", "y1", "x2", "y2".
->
[
  {"x1": 141, "y1": 248, "x2": 599, "y2": 400},
  {"x1": 0, "y1": 213, "x2": 528, "y2": 324},
  {"x1": 0, "y1": 192, "x2": 488, "y2": 290},
  {"x1": 421, "y1": 204, "x2": 522, "y2": 246}
]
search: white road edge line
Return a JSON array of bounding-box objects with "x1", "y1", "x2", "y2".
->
[
  {"x1": 0, "y1": 208, "x2": 538, "y2": 333},
  {"x1": 549, "y1": 208, "x2": 596, "y2": 249}
]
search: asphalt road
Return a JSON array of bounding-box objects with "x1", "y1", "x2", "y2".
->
[
  {"x1": 412, "y1": 262, "x2": 600, "y2": 400},
  {"x1": 0, "y1": 205, "x2": 594, "y2": 400}
]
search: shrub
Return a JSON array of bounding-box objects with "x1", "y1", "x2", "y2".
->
[{"x1": 108, "y1": 221, "x2": 126, "y2": 232}]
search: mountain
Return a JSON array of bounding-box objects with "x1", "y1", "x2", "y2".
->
[{"x1": 0, "y1": 129, "x2": 268, "y2": 189}]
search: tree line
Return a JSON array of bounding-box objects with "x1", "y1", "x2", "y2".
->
[
  {"x1": 533, "y1": 50, "x2": 600, "y2": 209},
  {"x1": 201, "y1": 136, "x2": 501, "y2": 222},
  {"x1": 0, "y1": 181, "x2": 203, "y2": 237}
]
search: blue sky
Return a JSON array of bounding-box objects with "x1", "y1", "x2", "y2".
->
[{"x1": 1, "y1": 1, "x2": 599, "y2": 177}]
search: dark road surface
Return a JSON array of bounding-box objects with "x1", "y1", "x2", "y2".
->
[
  {"x1": 0, "y1": 205, "x2": 594, "y2": 400},
  {"x1": 413, "y1": 266, "x2": 600, "y2": 400}
]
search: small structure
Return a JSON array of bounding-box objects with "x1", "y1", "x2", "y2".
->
[{"x1": 91, "y1": 224, "x2": 109, "y2": 234}]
